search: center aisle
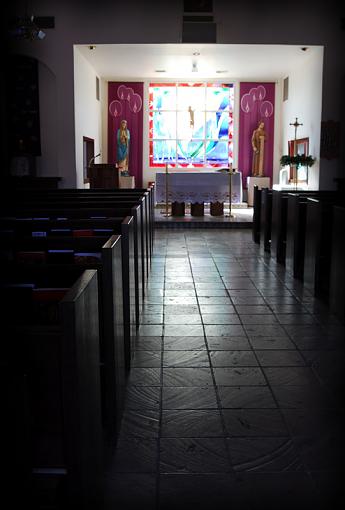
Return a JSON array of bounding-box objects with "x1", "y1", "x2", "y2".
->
[{"x1": 105, "y1": 229, "x2": 345, "y2": 510}]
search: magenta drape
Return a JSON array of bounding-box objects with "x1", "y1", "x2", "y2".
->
[
  {"x1": 108, "y1": 82, "x2": 143, "y2": 187},
  {"x1": 238, "y1": 82, "x2": 275, "y2": 189}
]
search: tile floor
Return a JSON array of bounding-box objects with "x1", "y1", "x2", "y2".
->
[{"x1": 105, "y1": 229, "x2": 345, "y2": 510}]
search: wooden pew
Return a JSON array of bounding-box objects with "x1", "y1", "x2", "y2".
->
[
  {"x1": 1, "y1": 184, "x2": 155, "y2": 340},
  {"x1": 285, "y1": 193, "x2": 309, "y2": 279},
  {"x1": 2, "y1": 194, "x2": 151, "y2": 298},
  {"x1": 2, "y1": 217, "x2": 136, "y2": 437},
  {"x1": 1, "y1": 213, "x2": 136, "y2": 334},
  {"x1": 304, "y1": 195, "x2": 344, "y2": 299},
  {"x1": 252, "y1": 185, "x2": 261, "y2": 244},
  {"x1": 259, "y1": 188, "x2": 272, "y2": 255},
  {"x1": 266, "y1": 190, "x2": 340, "y2": 267},
  {"x1": 3, "y1": 269, "x2": 103, "y2": 509},
  {"x1": 285, "y1": 191, "x2": 338, "y2": 279},
  {"x1": 1, "y1": 228, "x2": 126, "y2": 437},
  {"x1": 270, "y1": 190, "x2": 289, "y2": 264},
  {"x1": 2, "y1": 231, "x2": 126, "y2": 438},
  {"x1": 3, "y1": 186, "x2": 155, "y2": 263},
  {"x1": 1, "y1": 209, "x2": 141, "y2": 329},
  {"x1": 271, "y1": 190, "x2": 317, "y2": 265},
  {"x1": 329, "y1": 206, "x2": 345, "y2": 323}
]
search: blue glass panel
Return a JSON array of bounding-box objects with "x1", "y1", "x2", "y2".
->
[
  {"x1": 205, "y1": 112, "x2": 229, "y2": 139},
  {"x1": 177, "y1": 111, "x2": 205, "y2": 139},
  {"x1": 151, "y1": 83, "x2": 234, "y2": 167},
  {"x1": 151, "y1": 86, "x2": 176, "y2": 110},
  {"x1": 205, "y1": 140, "x2": 228, "y2": 163},
  {"x1": 206, "y1": 86, "x2": 230, "y2": 111},
  {"x1": 153, "y1": 112, "x2": 176, "y2": 139},
  {"x1": 152, "y1": 140, "x2": 176, "y2": 164},
  {"x1": 177, "y1": 140, "x2": 205, "y2": 164}
]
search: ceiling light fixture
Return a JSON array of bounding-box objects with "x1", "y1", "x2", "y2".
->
[{"x1": 192, "y1": 51, "x2": 199, "y2": 73}]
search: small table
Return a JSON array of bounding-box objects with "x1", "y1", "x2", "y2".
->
[
  {"x1": 247, "y1": 176, "x2": 270, "y2": 206},
  {"x1": 119, "y1": 175, "x2": 135, "y2": 189}
]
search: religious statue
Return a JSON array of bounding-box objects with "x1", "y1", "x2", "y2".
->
[
  {"x1": 117, "y1": 119, "x2": 130, "y2": 174},
  {"x1": 188, "y1": 106, "x2": 194, "y2": 129},
  {"x1": 251, "y1": 120, "x2": 267, "y2": 177}
]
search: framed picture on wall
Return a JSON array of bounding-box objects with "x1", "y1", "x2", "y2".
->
[{"x1": 288, "y1": 137, "x2": 309, "y2": 184}]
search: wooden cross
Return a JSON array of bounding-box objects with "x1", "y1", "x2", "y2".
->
[{"x1": 289, "y1": 117, "x2": 303, "y2": 140}]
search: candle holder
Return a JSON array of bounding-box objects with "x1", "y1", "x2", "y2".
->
[
  {"x1": 161, "y1": 163, "x2": 171, "y2": 217},
  {"x1": 217, "y1": 166, "x2": 236, "y2": 218}
]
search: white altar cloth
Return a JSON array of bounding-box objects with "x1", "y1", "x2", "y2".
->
[{"x1": 156, "y1": 171, "x2": 243, "y2": 204}]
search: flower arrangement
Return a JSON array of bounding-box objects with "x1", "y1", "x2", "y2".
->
[{"x1": 280, "y1": 154, "x2": 315, "y2": 168}]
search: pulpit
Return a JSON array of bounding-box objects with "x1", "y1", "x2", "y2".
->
[{"x1": 88, "y1": 164, "x2": 119, "y2": 188}]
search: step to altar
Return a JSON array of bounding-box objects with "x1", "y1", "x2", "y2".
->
[{"x1": 154, "y1": 205, "x2": 253, "y2": 229}]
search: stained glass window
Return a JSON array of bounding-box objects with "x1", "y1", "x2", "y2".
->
[{"x1": 149, "y1": 82, "x2": 234, "y2": 168}]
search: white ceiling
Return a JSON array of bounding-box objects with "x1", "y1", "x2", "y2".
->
[{"x1": 76, "y1": 43, "x2": 323, "y2": 81}]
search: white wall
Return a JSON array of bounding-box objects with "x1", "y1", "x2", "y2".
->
[
  {"x1": 74, "y1": 47, "x2": 102, "y2": 188},
  {"x1": 281, "y1": 48, "x2": 323, "y2": 189}
]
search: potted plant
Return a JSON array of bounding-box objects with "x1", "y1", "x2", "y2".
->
[{"x1": 280, "y1": 154, "x2": 315, "y2": 188}]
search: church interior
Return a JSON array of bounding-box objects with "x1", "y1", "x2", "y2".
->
[{"x1": 2, "y1": 0, "x2": 345, "y2": 509}]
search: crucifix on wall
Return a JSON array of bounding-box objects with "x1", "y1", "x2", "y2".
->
[
  {"x1": 288, "y1": 117, "x2": 307, "y2": 186},
  {"x1": 289, "y1": 117, "x2": 303, "y2": 154}
]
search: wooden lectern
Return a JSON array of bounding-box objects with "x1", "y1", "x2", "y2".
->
[{"x1": 88, "y1": 164, "x2": 119, "y2": 188}]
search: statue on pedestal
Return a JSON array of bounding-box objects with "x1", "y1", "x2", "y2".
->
[
  {"x1": 117, "y1": 119, "x2": 130, "y2": 175},
  {"x1": 251, "y1": 120, "x2": 267, "y2": 177}
]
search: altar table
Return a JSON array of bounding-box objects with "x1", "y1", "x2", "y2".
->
[{"x1": 156, "y1": 171, "x2": 243, "y2": 204}]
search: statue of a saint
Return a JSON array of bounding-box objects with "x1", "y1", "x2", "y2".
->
[
  {"x1": 117, "y1": 119, "x2": 130, "y2": 174},
  {"x1": 251, "y1": 120, "x2": 267, "y2": 177}
]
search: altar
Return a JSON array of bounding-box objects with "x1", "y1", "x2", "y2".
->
[{"x1": 155, "y1": 170, "x2": 243, "y2": 205}]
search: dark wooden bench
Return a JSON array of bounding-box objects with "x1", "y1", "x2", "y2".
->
[
  {"x1": 271, "y1": 190, "x2": 335, "y2": 266},
  {"x1": 252, "y1": 185, "x2": 261, "y2": 243},
  {"x1": 304, "y1": 195, "x2": 345, "y2": 299},
  {"x1": 3, "y1": 185, "x2": 155, "y2": 265},
  {"x1": 1, "y1": 210, "x2": 141, "y2": 330},
  {"x1": 2, "y1": 228, "x2": 127, "y2": 433},
  {"x1": 2, "y1": 269, "x2": 103, "y2": 509},
  {"x1": 259, "y1": 188, "x2": 272, "y2": 255},
  {"x1": 284, "y1": 191, "x2": 340, "y2": 279},
  {"x1": 285, "y1": 193, "x2": 309, "y2": 279},
  {"x1": 2, "y1": 194, "x2": 151, "y2": 299},
  {"x1": 329, "y1": 206, "x2": 345, "y2": 323},
  {"x1": 1, "y1": 213, "x2": 136, "y2": 333},
  {"x1": 270, "y1": 190, "x2": 289, "y2": 263}
]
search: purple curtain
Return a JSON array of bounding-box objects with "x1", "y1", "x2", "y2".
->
[
  {"x1": 238, "y1": 82, "x2": 275, "y2": 189},
  {"x1": 108, "y1": 82, "x2": 143, "y2": 187}
]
